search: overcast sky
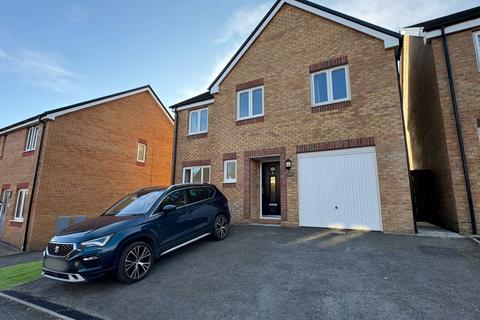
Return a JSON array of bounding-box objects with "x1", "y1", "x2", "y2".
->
[{"x1": 0, "y1": 0, "x2": 478, "y2": 127}]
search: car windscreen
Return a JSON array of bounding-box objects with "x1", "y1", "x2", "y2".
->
[{"x1": 104, "y1": 190, "x2": 165, "y2": 216}]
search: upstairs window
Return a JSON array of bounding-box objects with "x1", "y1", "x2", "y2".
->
[
  {"x1": 237, "y1": 86, "x2": 264, "y2": 120},
  {"x1": 25, "y1": 127, "x2": 38, "y2": 152},
  {"x1": 137, "y1": 143, "x2": 147, "y2": 163},
  {"x1": 183, "y1": 166, "x2": 210, "y2": 183},
  {"x1": 0, "y1": 135, "x2": 5, "y2": 158},
  {"x1": 311, "y1": 65, "x2": 350, "y2": 106},
  {"x1": 477, "y1": 122, "x2": 480, "y2": 142},
  {"x1": 189, "y1": 108, "x2": 208, "y2": 135},
  {"x1": 474, "y1": 31, "x2": 480, "y2": 71}
]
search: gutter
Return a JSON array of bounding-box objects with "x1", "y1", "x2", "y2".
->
[
  {"x1": 171, "y1": 110, "x2": 179, "y2": 185},
  {"x1": 22, "y1": 118, "x2": 47, "y2": 251},
  {"x1": 394, "y1": 37, "x2": 418, "y2": 233},
  {"x1": 441, "y1": 26, "x2": 477, "y2": 234}
]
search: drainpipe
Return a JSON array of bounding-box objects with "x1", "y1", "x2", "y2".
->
[
  {"x1": 394, "y1": 39, "x2": 418, "y2": 233},
  {"x1": 441, "y1": 27, "x2": 477, "y2": 234},
  {"x1": 22, "y1": 118, "x2": 47, "y2": 251},
  {"x1": 171, "y1": 109, "x2": 179, "y2": 185}
]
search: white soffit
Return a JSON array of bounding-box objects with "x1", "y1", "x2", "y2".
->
[{"x1": 210, "y1": 0, "x2": 400, "y2": 93}]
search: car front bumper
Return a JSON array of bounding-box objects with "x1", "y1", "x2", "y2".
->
[{"x1": 42, "y1": 246, "x2": 115, "y2": 282}]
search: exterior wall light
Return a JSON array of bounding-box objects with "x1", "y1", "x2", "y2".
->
[{"x1": 285, "y1": 159, "x2": 293, "y2": 176}]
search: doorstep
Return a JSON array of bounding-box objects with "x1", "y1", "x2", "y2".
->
[{"x1": 251, "y1": 218, "x2": 282, "y2": 225}]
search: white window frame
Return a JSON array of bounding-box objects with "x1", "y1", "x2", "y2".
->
[
  {"x1": 473, "y1": 31, "x2": 480, "y2": 72},
  {"x1": 14, "y1": 189, "x2": 27, "y2": 222},
  {"x1": 0, "y1": 135, "x2": 5, "y2": 158},
  {"x1": 188, "y1": 108, "x2": 208, "y2": 135},
  {"x1": 310, "y1": 65, "x2": 351, "y2": 107},
  {"x1": 136, "y1": 143, "x2": 147, "y2": 163},
  {"x1": 223, "y1": 160, "x2": 237, "y2": 183},
  {"x1": 182, "y1": 165, "x2": 211, "y2": 183},
  {"x1": 236, "y1": 85, "x2": 264, "y2": 121},
  {"x1": 25, "y1": 127, "x2": 38, "y2": 152}
]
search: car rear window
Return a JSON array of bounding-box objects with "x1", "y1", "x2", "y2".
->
[{"x1": 185, "y1": 187, "x2": 215, "y2": 204}]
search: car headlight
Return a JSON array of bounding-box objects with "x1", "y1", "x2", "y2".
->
[{"x1": 81, "y1": 235, "x2": 113, "y2": 248}]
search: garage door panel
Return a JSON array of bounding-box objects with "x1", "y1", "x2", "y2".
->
[{"x1": 298, "y1": 147, "x2": 382, "y2": 231}]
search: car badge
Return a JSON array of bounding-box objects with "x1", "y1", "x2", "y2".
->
[{"x1": 54, "y1": 245, "x2": 59, "y2": 254}]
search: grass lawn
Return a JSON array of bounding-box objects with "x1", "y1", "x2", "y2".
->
[{"x1": 0, "y1": 261, "x2": 43, "y2": 290}]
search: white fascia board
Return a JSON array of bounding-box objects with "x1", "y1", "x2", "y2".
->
[
  {"x1": 174, "y1": 99, "x2": 214, "y2": 111},
  {"x1": 401, "y1": 27, "x2": 424, "y2": 36},
  {"x1": 425, "y1": 18, "x2": 480, "y2": 39},
  {"x1": 209, "y1": 0, "x2": 399, "y2": 94},
  {"x1": 145, "y1": 88, "x2": 174, "y2": 124},
  {"x1": 46, "y1": 87, "x2": 173, "y2": 124},
  {"x1": 0, "y1": 119, "x2": 40, "y2": 135},
  {"x1": 288, "y1": 0, "x2": 399, "y2": 48},
  {"x1": 1, "y1": 87, "x2": 173, "y2": 135}
]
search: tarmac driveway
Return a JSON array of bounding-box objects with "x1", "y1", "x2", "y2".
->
[{"x1": 9, "y1": 225, "x2": 480, "y2": 320}]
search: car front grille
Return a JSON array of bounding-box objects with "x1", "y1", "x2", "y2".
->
[{"x1": 47, "y1": 243, "x2": 74, "y2": 256}]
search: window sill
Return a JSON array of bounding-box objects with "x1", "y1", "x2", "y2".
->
[
  {"x1": 9, "y1": 220, "x2": 23, "y2": 227},
  {"x1": 187, "y1": 133, "x2": 208, "y2": 139},
  {"x1": 136, "y1": 161, "x2": 146, "y2": 167},
  {"x1": 236, "y1": 116, "x2": 264, "y2": 126},
  {"x1": 312, "y1": 100, "x2": 351, "y2": 113},
  {"x1": 22, "y1": 150, "x2": 35, "y2": 157},
  {"x1": 222, "y1": 182, "x2": 236, "y2": 188}
]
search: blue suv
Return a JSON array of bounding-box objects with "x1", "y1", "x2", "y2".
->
[{"x1": 42, "y1": 184, "x2": 230, "y2": 283}]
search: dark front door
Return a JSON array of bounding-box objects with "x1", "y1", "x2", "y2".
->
[{"x1": 262, "y1": 162, "x2": 281, "y2": 216}]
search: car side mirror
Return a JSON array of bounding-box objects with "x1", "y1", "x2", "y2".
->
[{"x1": 162, "y1": 204, "x2": 177, "y2": 214}]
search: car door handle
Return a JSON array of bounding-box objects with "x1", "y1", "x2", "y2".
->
[{"x1": 186, "y1": 211, "x2": 192, "y2": 214}]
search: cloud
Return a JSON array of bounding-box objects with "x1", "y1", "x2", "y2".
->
[
  {"x1": 322, "y1": 0, "x2": 477, "y2": 31},
  {"x1": 214, "y1": 3, "x2": 271, "y2": 44},
  {"x1": 176, "y1": 0, "x2": 478, "y2": 103},
  {"x1": 177, "y1": 2, "x2": 272, "y2": 101},
  {"x1": 0, "y1": 48, "x2": 82, "y2": 92}
]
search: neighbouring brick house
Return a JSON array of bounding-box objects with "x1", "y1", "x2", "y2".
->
[
  {"x1": 401, "y1": 7, "x2": 480, "y2": 234},
  {"x1": 170, "y1": 0, "x2": 414, "y2": 233},
  {"x1": 0, "y1": 86, "x2": 174, "y2": 250}
]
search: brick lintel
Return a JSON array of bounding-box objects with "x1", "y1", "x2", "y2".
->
[
  {"x1": 297, "y1": 137, "x2": 375, "y2": 154},
  {"x1": 310, "y1": 56, "x2": 348, "y2": 73},
  {"x1": 16, "y1": 182, "x2": 29, "y2": 189},
  {"x1": 223, "y1": 152, "x2": 237, "y2": 160},
  {"x1": 182, "y1": 159, "x2": 211, "y2": 167},
  {"x1": 236, "y1": 78, "x2": 264, "y2": 91}
]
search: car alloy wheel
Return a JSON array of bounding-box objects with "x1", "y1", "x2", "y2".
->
[
  {"x1": 124, "y1": 244, "x2": 152, "y2": 280},
  {"x1": 215, "y1": 215, "x2": 229, "y2": 239}
]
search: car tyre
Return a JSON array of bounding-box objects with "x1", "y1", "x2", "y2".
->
[
  {"x1": 212, "y1": 214, "x2": 229, "y2": 241},
  {"x1": 117, "y1": 241, "x2": 153, "y2": 284}
]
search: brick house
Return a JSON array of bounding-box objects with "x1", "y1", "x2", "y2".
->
[
  {"x1": 0, "y1": 86, "x2": 174, "y2": 250},
  {"x1": 170, "y1": 0, "x2": 414, "y2": 233},
  {"x1": 401, "y1": 7, "x2": 480, "y2": 234}
]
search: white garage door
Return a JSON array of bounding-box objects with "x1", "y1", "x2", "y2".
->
[{"x1": 298, "y1": 146, "x2": 382, "y2": 231}]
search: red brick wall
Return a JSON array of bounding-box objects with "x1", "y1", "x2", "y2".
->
[
  {"x1": 25, "y1": 91, "x2": 173, "y2": 250},
  {"x1": 0, "y1": 125, "x2": 43, "y2": 247},
  {"x1": 429, "y1": 29, "x2": 480, "y2": 233}
]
